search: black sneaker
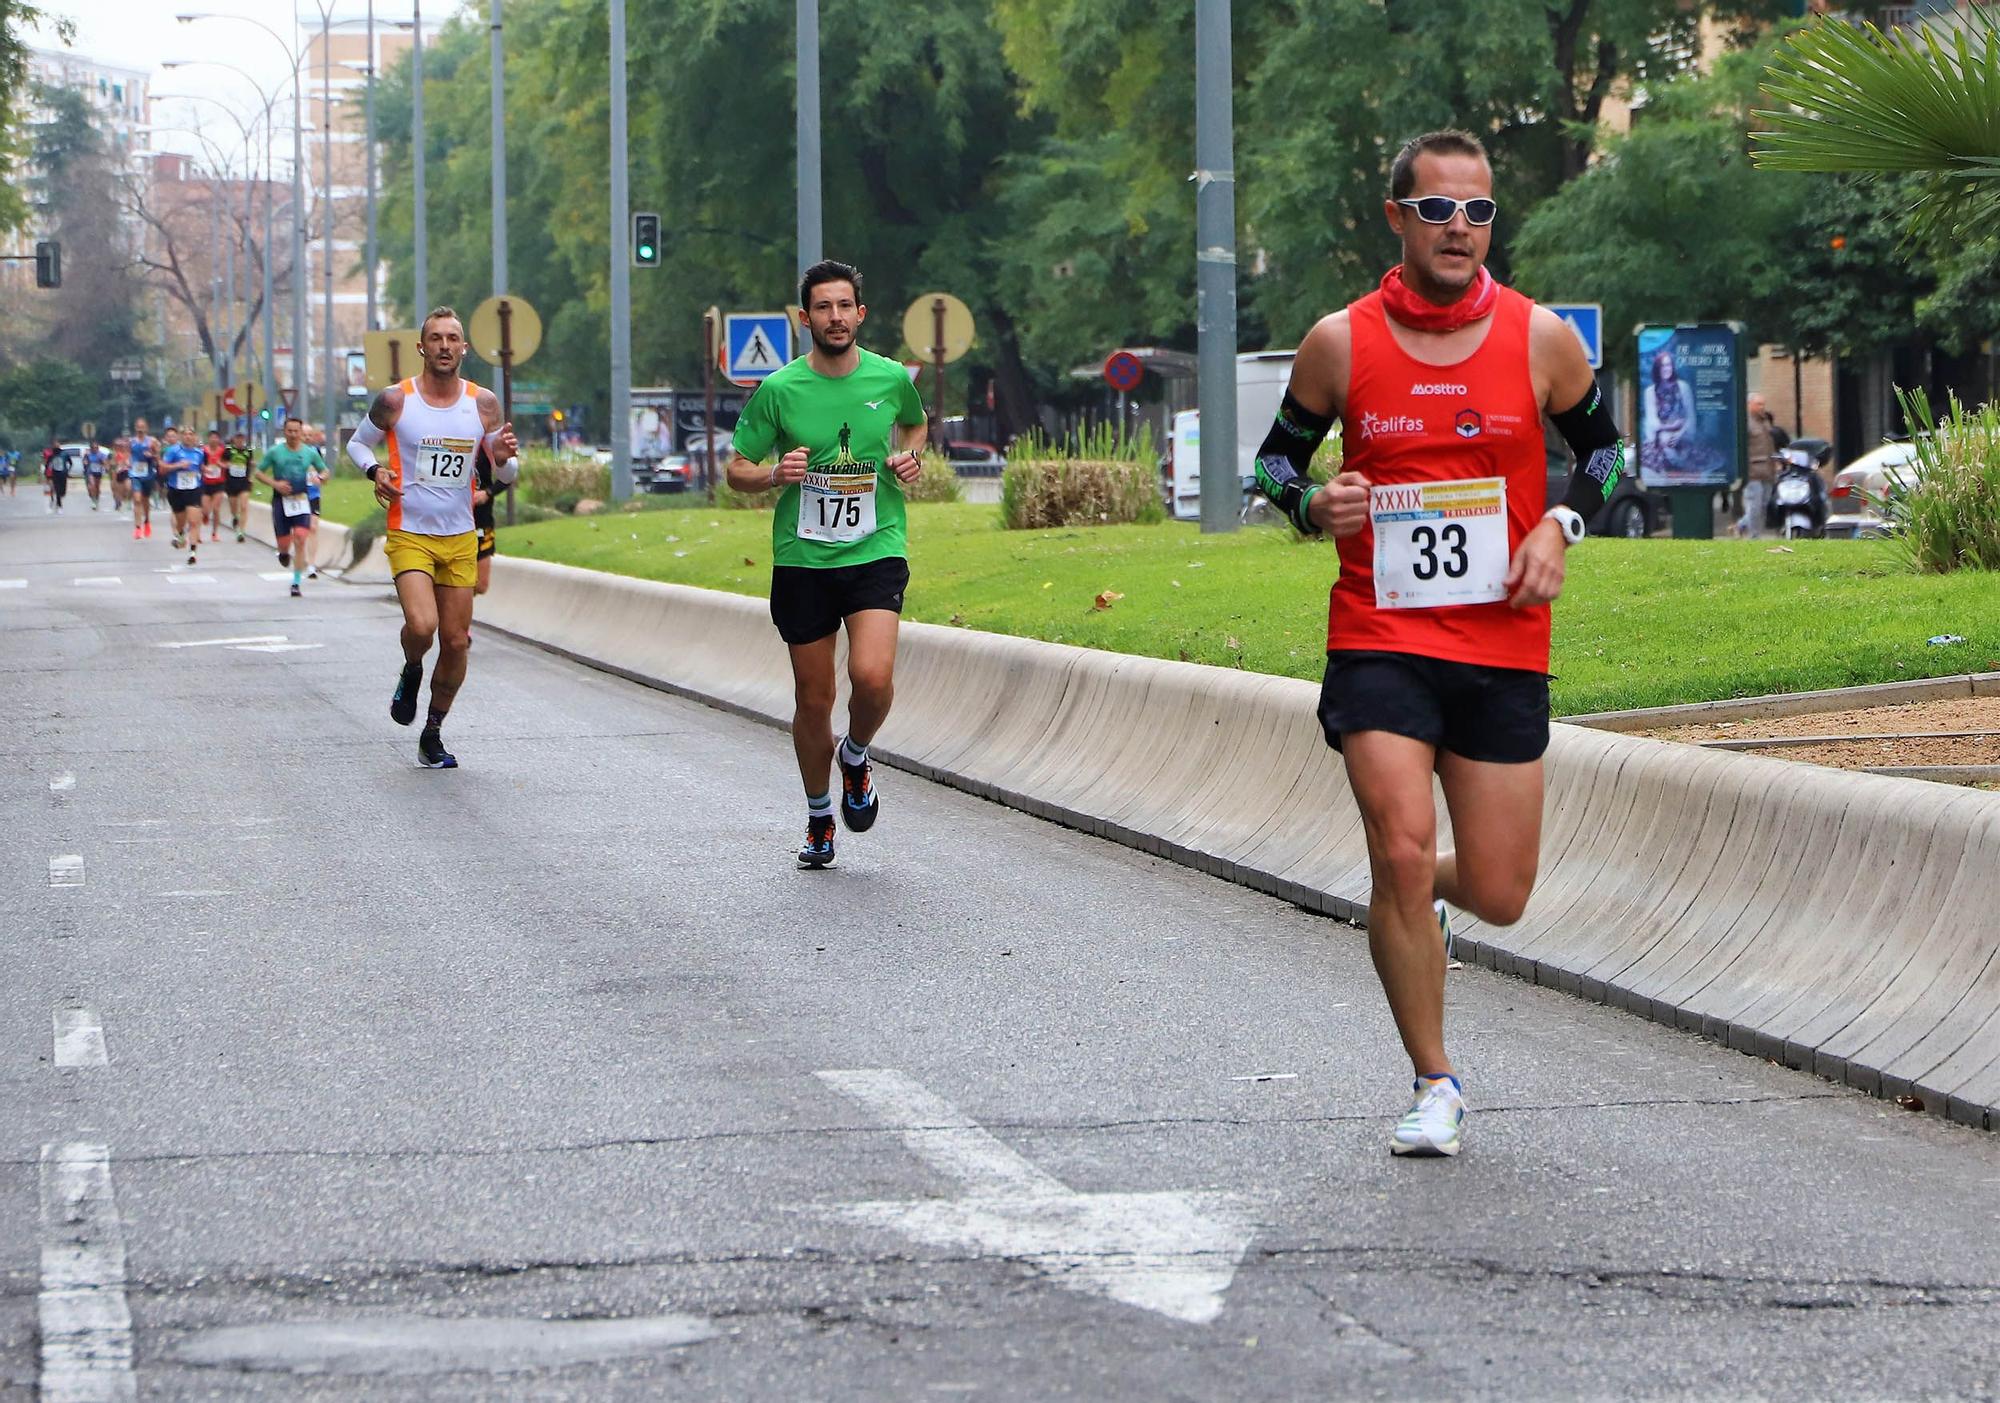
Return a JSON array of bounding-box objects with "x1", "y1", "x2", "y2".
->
[
  {"x1": 389, "y1": 662, "x2": 423, "y2": 726},
  {"x1": 798, "y1": 814, "x2": 836, "y2": 868},
  {"x1": 417, "y1": 728, "x2": 457, "y2": 770},
  {"x1": 277, "y1": 549, "x2": 290, "y2": 567},
  {"x1": 838, "y1": 745, "x2": 880, "y2": 833},
  {"x1": 289, "y1": 583, "x2": 302, "y2": 598}
]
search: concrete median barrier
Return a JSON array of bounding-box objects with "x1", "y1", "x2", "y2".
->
[{"x1": 470, "y1": 556, "x2": 2000, "y2": 1130}]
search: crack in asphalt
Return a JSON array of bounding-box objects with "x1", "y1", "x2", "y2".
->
[{"x1": 0, "y1": 1092, "x2": 1844, "y2": 1174}]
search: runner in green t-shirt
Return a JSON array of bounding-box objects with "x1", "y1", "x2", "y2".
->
[{"x1": 725, "y1": 259, "x2": 929, "y2": 870}]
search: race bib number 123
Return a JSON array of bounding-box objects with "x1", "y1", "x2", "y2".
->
[{"x1": 1371, "y1": 477, "x2": 1510, "y2": 609}]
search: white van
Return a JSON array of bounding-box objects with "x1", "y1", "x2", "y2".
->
[{"x1": 1169, "y1": 351, "x2": 1296, "y2": 520}]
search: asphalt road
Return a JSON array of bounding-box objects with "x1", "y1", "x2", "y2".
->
[{"x1": 4, "y1": 490, "x2": 1999, "y2": 1402}]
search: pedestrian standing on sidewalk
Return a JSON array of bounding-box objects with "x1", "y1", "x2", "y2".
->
[{"x1": 1739, "y1": 392, "x2": 1790, "y2": 538}]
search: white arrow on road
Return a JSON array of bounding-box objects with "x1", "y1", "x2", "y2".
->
[
  {"x1": 155, "y1": 635, "x2": 288, "y2": 649},
  {"x1": 816, "y1": 1069, "x2": 1256, "y2": 1325}
]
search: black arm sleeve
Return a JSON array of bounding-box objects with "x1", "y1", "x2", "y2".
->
[
  {"x1": 1548, "y1": 383, "x2": 1625, "y2": 521},
  {"x1": 1251, "y1": 391, "x2": 1335, "y2": 532}
]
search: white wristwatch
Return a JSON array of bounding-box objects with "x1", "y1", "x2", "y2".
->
[{"x1": 1545, "y1": 505, "x2": 1585, "y2": 546}]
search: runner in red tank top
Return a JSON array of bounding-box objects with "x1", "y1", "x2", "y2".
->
[{"x1": 1248, "y1": 130, "x2": 1626, "y2": 1158}]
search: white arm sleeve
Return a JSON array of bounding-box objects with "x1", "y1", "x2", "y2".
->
[
  {"x1": 491, "y1": 454, "x2": 519, "y2": 487},
  {"x1": 346, "y1": 419, "x2": 385, "y2": 473}
]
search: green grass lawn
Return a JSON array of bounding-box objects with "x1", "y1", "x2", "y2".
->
[
  {"x1": 313, "y1": 471, "x2": 380, "y2": 525},
  {"x1": 330, "y1": 495, "x2": 2000, "y2": 715}
]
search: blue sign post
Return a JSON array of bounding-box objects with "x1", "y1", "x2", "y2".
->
[
  {"x1": 1547, "y1": 303, "x2": 1603, "y2": 370},
  {"x1": 724, "y1": 313, "x2": 793, "y2": 386}
]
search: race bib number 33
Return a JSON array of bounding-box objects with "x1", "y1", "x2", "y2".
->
[
  {"x1": 796, "y1": 471, "x2": 878, "y2": 545},
  {"x1": 1371, "y1": 477, "x2": 1509, "y2": 609}
]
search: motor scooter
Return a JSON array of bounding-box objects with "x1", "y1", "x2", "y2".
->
[{"x1": 1765, "y1": 436, "x2": 1831, "y2": 539}]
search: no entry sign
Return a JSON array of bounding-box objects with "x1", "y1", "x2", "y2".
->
[{"x1": 1103, "y1": 350, "x2": 1143, "y2": 393}]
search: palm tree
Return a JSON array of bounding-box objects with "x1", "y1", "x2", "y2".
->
[{"x1": 1752, "y1": 6, "x2": 2000, "y2": 239}]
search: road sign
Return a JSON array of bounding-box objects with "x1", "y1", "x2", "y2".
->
[
  {"x1": 1103, "y1": 349, "x2": 1144, "y2": 393},
  {"x1": 109, "y1": 359, "x2": 144, "y2": 383},
  {"x1": 724, "y1": 313, "x2": 792, "y2": 387},
  {"x1": 901, "y1": 293, "x2": 975, "y2": 364},
  {"x1": 363, "y1": 329, "x2": 423, "y2": 391},
  {"x1": 222, "y1": 386, "x2": 243, "y2": 416},
  {"x1": 469, "y1": 294, "x2": 543, "y2": 367},
  {"x1": 79, "y1": 420, "x2": 95, "y2": 441},
  {"x1": 1548, "y1": 303, "x2": 1603, "y2": 369}
]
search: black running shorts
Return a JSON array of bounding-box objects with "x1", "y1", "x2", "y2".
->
[
  {"x1": 1319, "y1": 649, "x2": 1550, "y2": 765},
  {"x1": 476, "y1": 526, "x2": 496, "y2": 561},
  {"x1": 166, "y1": 485, "x2": 205, "y2": 512},
  {"x1": 769, "y1": 556, "x2": 909, "y2": 646}
]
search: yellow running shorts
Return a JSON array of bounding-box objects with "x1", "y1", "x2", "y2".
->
[{"x1": 385, "y1": 528, "x2": 479, "y2": 589}]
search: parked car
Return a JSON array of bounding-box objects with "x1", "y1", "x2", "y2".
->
[
  {"x1": 1546, "y1": 437, "x2": 1660, "y2": 538},
  {"x1": 942, "y1": 440, "x2": 1006, "y2": 477},
  {"x1": 684, "y1": 433, "x2": 735, "y2": 482},
  {"x1": 1825, "y1": 440, "x2": 1920, "y2": 538},
  {"x1": 640, "y1": 453, "x2": 694, "y2": 494}
]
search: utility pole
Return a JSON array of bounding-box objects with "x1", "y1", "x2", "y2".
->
[
  {"x1": 412, "y1": 0, "x2": 427, "y2": 316},
  {"x1": 796, "y1": 0, "x2": 820, "y2": 281},
  {"x1": 1194, "y1": 0, "x2": 1238, "y2": 534},
  {"x1": 365, "y1": 0, "x2": 378, "y2": 332},
  {"x1": 321, "y1": 7, "x2": 337, "y2": 450},
  {"x1": 292, "y1": 38, "x2": 306, "y2": 425},
  {"x1": 608, "y1": 0, "x2": 632, "y2": 501},
  {"x1": 489, "y1": 0, "x2": 506, "y2": 299}
]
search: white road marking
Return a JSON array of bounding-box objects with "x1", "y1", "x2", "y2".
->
[
  {"x1": 816, "y1": 1069, "x2": 1256, "y2": 1325},
  {"x1": 156, "y1": 889, "x2": 236, "y2": 897},
  {"x1": 72, "y1": 577, "x2": 120, "y2": 588},
  {"x1": 232, "y1": 642, "x2": 323, "y2": 653},
  {"x1": 51, "y1": 773, "x2": 76, "y2": 792},
  {"x1": 97, "y1": 820, "x2": 163, "y2": 828},
  {"x1": 257, "y1": 571, "x2": 295, "y2": 582},
  {"x1": 39, "y1": 1142, "x2": 136, "y2": 1401},
  {"x1": 53, "y1": 1009, "x2": 108, "y2": 1067},
  {"x1": 165, "y1": 574, "x2": 217, "y2": 586},
  {"x1": 1229, "y1": 1073, "x2": 1299, "y2": 1083},
  {"x1": 155, "y1": 635, "x2": 287, "y2": 649},
  {"x1": 49, "y1": 855, "x2": 85, "y2": 887},
  {"x1": 0, "y1": 578, "x2": 26, "y2": 588}
]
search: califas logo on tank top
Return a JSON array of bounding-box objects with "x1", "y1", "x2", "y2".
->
[{"x1": 1358, "y1": 411, "x2": 1425, "y2": 441}]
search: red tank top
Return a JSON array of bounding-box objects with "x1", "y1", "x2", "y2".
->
[{"x1": 1329, "y1": 284, "x2": 1549, "y2": 672}]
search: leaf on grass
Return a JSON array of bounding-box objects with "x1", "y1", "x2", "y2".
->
[
  {"x1": 1093, "y1": 590, "x2": 1124, "y2": 610},
  {"x1": 1766, "y1": 546, "x2": 1794, "y2": 554},
  {"x1": 949, "y1": 613, "x2": 965, "y2": 627},
  {"x1": 1226, "y1": 635, "x2": 1241, "y2": 650},
  {"x1": 1041, "y1": 581, "x2": 1053, "y2": 589},
  {"x1": 1171, "y1": 579, "x2": 1182, "y2": 588},
  {"x1": 743, "y1": 556, "x2": 755, "y2": 566}
]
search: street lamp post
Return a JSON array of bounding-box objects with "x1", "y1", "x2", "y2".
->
[
  {"x1": 412, "y1": 0, "x2": 427, "y2": 315},
  {"x1": 490, "y1": 0, "x2": 506, "y2": 299},
  {"x1": 796, "y1": 0, "x2": 820, "y2": 279},
  {"x1": 1194, "y1": 0, "x2": 1238, "y2": 534},
  {"x1": 317, "y1": 3, "x2": 338, "y2": 451},
  {"x1": 608, "y1": 0, "x2": 631, "y2": 502}
]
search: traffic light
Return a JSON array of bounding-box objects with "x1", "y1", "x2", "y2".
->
[
  {"x1": 34, "y1": 240, "x2": 60, "y2": 289},
  {"x1": 259, "y1": 406, "x2": 271, "y2": 422},
  {"x1": 632, "y1": 212, "x2": 661, "y2": 268}
]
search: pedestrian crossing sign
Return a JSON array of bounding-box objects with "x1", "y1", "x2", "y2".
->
[{"x1": 725, "y1": 313, "x2": 793, "y2": 386}]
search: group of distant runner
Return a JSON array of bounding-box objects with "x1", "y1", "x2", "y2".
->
[
  {"x1": 16, "y1": 127, "x2": 1627, "y2": 1159},
  {"x1": 25, "y1": 419, "x2": 334, "y2": 584}
]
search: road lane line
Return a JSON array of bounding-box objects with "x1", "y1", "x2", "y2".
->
[
  {"x1": 51, "y1": 773, "x2": 76, "y2": 793},
  {"x1": 816, "y1": 1069, "x2": 1066, "y2": 1197},
  {"x1": 39, "y1": 1143, "x2": 136, "y2": 1402},
  {"x1": 155, "y1": 635, "x2": 287, "y2": 649},
  {"x1": 816, "y1": 1069, "x2": 1256, "y2": 1324},
  {"x1": 0, "y1": 578, "x2": 26, "y2": 588},
  {"x1": 53, "y1": 1009, "x2": 108, "y2": 1067},
  {"x1": 72, "y1": 577, "x2": 120, "y2": 588},
  {"x1": 232, "y1": 642, "x2": 323, "y2": 653},
  {"x1": 49, "y1": 855, "x2": 85, "y2": 887},
  {"x1": 164, "y1": 574, "x2": 217, "y2": 586}
]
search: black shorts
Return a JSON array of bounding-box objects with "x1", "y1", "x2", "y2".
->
[
  {"x1": 167, "y1": 486, "x2": 205, "y2": 512},
  {"x1": 308, "y1": 497, "x2": 321, "y2": 516},
  {"x1": 1319, "y1": 649, "x2": 1550, "y2": 765},
  {"x1": 201, "y1": 480, "x2": 227, "y2": 496},
  {"x1": 476, "y1": 527, "x2": 496, "y2": 560},
  {"x1": 769, "y1": 557, "x2": 909, "y2": 645},
  {"x1": 226, "y1": 475, "x2": 251, "y2": 493}
]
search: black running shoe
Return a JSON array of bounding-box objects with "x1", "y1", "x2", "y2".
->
[
  {"x1": 798, "y1": 814, "x2": 836, "y2": 868},
  {"x1": 417, "y1": 728, "x2": 457, "y2": 769},
  {"x1": 277, "y1": 549, "x2": 290, "y2": 567},
  {"x1": 389, "y1": 662, "x2": 423, "y2": 726},
  {"x1": 289, "y1": 583, "x2": 302, "y2": 598},
  {"x1": 838, "y1": 746, "x2": 879, "y2": 832}
]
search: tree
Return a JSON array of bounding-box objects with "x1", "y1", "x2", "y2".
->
[
  {"x1": 1753, "y1": 7, "x2": 2000, "y2": 241},
  {"x1": 22, "y1": 81, "x2": 146, "y2": 372},
  {"x1": 0, "y1": 356, "x2": 97, "y2": 437},
  {"x1": 0, "y1": 0, "x2": 66, "y2": 237}
]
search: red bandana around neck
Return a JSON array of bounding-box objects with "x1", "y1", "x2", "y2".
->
[{"x1": 1379, "y1": 263, "x2": 1497, "y2": 333}]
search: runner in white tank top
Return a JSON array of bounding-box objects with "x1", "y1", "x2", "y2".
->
[{"x1": 346, "y1": 306, "x2": 518, "y2": 770}]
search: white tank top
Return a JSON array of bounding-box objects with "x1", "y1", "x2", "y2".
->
[{"x1": 386, "y1": 377, "x2": 483, "y2": 536}]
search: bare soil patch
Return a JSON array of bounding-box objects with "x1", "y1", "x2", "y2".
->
[{"x1": 1637, "y1": 696, "x2": 2000, "y2": 777}]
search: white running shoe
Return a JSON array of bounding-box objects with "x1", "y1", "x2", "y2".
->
[{"x1": 1390, "y1": 1075, "x2": 1465, "y2": 1157}]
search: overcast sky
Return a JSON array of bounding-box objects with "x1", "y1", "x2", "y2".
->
[{"x1": 26, "y1": 0, "x2": 458, "y2": 163}]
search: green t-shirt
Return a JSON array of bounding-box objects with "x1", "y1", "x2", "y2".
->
[
  {"x1": 730, "y1": 347, "x2": 927, "y2": 569},
  {"x1": 258, "y1": 443, "x2": 322, "y2": 492}
]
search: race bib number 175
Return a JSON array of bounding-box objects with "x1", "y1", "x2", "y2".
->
[{"x1": 1371, "y1": 477, "x2": 1510, "y2": 609}]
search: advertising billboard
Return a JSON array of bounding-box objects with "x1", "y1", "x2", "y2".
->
[{"x1": 1636, "y1": 324, "x2": 1744, "y2": 489}]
